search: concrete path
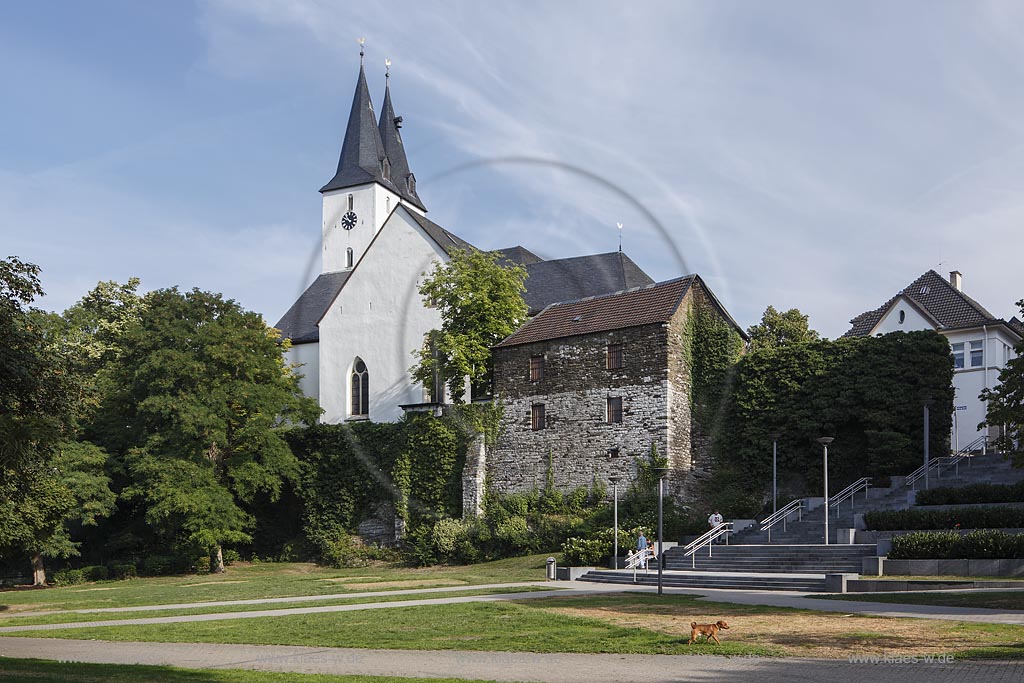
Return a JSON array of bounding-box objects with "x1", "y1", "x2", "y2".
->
[{"x1": 1, "y1": 637, "x2": 1022, "y2": 682}]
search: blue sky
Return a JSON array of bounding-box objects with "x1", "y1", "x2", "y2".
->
[{"x1": 2, "y1": 1, "x2": 1022, "y2": 337}]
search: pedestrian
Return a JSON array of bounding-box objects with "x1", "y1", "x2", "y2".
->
[
  {"x1": 636, "y1": 531, "x2": 648, "y2": 568},
  {"x1": 708, "y1": 510, "x2": 724, "y2": 543}
]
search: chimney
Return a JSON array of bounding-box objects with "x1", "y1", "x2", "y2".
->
[{"x1": 949, "y1": 271, "x2": 963, "y2": 291}]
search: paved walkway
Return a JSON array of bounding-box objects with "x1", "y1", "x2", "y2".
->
[{"x1": 1, "y1": 638, "x2": 1022, "y2": 682}]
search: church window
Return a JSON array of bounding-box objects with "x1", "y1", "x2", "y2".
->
[
  {"x1": 386, "y1": 196, "x2": 390, "y2": 212},
  {"x1": 531, "y1": 403, "x2": 546, "y2": 431},
  {"x1": 529, "y1": 355, "x2": 544, "y2": 381},
  {"x1": 351, "y1": 358, "x2": 369, "y2": 416},
  {"x1": 607, "y1": 397, "x2": 623, "y2": 424},
  {"x1": 606, "y1": 344, "x2": 623, "y2": 370},
  {"x1": 348, "y1": 194, "x2": 354, "y2": 211},
  {"x1": 346, "y1": 248, "x2": 354, "y2": 268},
  {"x1": 951, "y1": 342, "x2": 964, "y2": 369}
]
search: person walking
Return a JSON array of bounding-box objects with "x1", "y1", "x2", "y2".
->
[
  {"x1": 708, "y1": 510, "x2": 724, "y2": 543},
  {"x1": 636, "y1": 531, "x2": 648, "y2": 568}
]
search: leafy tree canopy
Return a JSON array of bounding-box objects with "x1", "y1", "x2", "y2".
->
[
  {"x1": 746, "y1": 305, "x2": 820, "y2": 352},
  {"x1": 980, "y1": 299, "x2": 1024, "y2": 460},
  {"x1": 411, "y1": 249, "x2": 528, "y2": 403}
]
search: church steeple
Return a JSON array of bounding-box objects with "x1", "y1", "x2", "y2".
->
[
  {"x1": 320, "y1": 62, "x2": 390, "y2": 194},
  {"x1": 378, "y1": 63, "x2": 426, "y2": 211}
]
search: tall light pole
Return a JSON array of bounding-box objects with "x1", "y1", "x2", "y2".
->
[
  {"x1": 609, "y1": 475, "x2": 620, "y2": 569},
  {"x1": 769, "y1": 433, "x2": 781, "y2": 544},
  {"x1": 923, "y1": 399, "x2": 933, "y2": 489},
  {"x1": 817, "y1": 437, "x2": 834, "y2": 545},
  {"x1": 653, "y1": 466, "x2": 669, "y2": 595}
]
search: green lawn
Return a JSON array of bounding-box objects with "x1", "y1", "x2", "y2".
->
[
  {"x1": 0, "y1": 555, "x2": 549, "y2": 612},
  {"x1": 0, "y1": 658, "x2": 510, "y2": 683},
  {"x1": 822, "y1": 590, "x2": 1024, "y2": 610},
  {"x1": 0, "y1": 586, "x2": 550, "y2": 628}
]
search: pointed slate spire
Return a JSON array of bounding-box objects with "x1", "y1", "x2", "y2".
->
[
  {"x1": 378, "y1": 65, "x2": 426, "y2": 211},
  {"x1": 320, "y1": 63, "x2": 390, "y2": 194}
]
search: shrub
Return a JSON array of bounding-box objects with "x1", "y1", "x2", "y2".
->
[
  {"x1": 915, "y1": 481, "x2": 1024, "y2": 506},
  {"x1": 108, "y1": 563, "x2": 137, "y2": 580},
  {"x1": 139, "y1": 555, "x2": 190, "y2": 576},
  {"x1": 889, "y1": 530, "x2": 1024, "y2": 560},
  {"x1": 51, "y1": 569, "x2": 85, "y2": 586},
  {"x1": 864, "y1": 506, "x2": 1024, "y2": 531},
  {"x1": 194, "y1": 556, "x2": 211, "y2": 573},
  {"x1": 560, "y1": 537, "x2": 607, "y2": 566},
  {"x1": 222, "y1": 549, "x2": 241, "y2": 566},
  {"x1": 81, "y1": 565, "x2": 109, "y2": 582}
]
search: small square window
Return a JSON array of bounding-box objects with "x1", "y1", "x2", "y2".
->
[
  {"x1": 951, "y1": 342, "x2": 964, "y2": 369},
  {"x1": 531, "y1": 404, "x2": 546, "y2": 431},
  {"x1": 607, "y1": 397, "x2": 623, "y2": 424},
  {"x1": 607, "y1": 343, "x2": 623, "y2": 370},
  {"x1": 970, "y1": 340, "x2": 983, "y2": 368},
  {"x1": 607, "y1": 448, "x2": 620, "y2": 458},
  {"x1": 530, "y1": 355, "x2": 544, "y2": 381}
]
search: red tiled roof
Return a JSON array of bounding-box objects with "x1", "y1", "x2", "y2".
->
[{"x1": 495, "y1": 276, "x2": 695, "y2": 348}]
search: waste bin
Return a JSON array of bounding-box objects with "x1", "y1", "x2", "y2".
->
[{"x1": 546, "y1": 557, "x2": 557, "y2": 580}]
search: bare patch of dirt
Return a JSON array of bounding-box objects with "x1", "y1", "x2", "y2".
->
[
  {"x1": 319, "y1": 576, "x2": 380, "y2": 583},
  {"x1": 540, "y1": 604, "x2": 1022, "y2": 658}
]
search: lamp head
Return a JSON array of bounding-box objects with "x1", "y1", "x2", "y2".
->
[
  {"x1": 816, "y1": 436, "x2": 834, "y2": 446},
  {"x1": 653, "y1": 466, "x2": 670, "y2": 479}
]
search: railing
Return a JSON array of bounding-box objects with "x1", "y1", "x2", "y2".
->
[
  {"x1": 682, "y1": 522, "x2": 733, "y2": 568},
  {"x1": 625, "y1": 547, "x2": 657, "y2": 582},
  {"x1": 829, "y1": 477, "x2": 871, "y2": 509},
  {"x1": 760, "y1": 498, "x2": 803, "y2": 542},
  {"x1": 906, "y1": 435, "x2": 990, "y2": 488}
]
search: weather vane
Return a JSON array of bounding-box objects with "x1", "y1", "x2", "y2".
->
[
  {"x1": 616, "y1": 222, "x2": 623, "y2": 252},
  {"x1": 358, "y1": 37, "x2": 365, "y2": 64},
  {"x1": 385, "y1": 58, "x2": 391, "y2": 80}
]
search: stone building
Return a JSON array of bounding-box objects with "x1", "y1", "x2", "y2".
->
[{"x1": 479, "y1": 275, "x2": 746, "y2": 509}]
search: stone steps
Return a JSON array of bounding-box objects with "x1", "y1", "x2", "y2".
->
[
  {"x1": 577, "y1": 569, "x2": 827, "y2": 592},
  {"x1": 662, "y1": 544, "x2": 874, "y2": 574}
]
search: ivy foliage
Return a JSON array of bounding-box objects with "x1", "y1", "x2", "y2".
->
[
  {"x1": 411, "y1": 249, "x2": 528, "y2": 402},
  {"x1": 710, "y1": 331, "x2": 955, "y2": 517}
]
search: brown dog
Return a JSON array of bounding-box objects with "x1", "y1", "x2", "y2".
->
[{"x1": 688, "y1": 620, "x2": 730, "y2": 645}]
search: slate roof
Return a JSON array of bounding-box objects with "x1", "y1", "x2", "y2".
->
[
  {"x1": 378, "y1": 83, "x2": 426, "y2": 211},
  {"x1": 320, "y1": 65, "x2": 389, "y2": 194},
  {"x1": 521, "y1": 251, "x2": 654, "y2": 315},
  {"x1": 274, "y1": 271, "x2": 351, "y2": 344},
  {"x1": 496, "y1": 276, "x2": 695, "y2": 348},
  {"x1": 493, "y1": 246, "x2": 544, "y2": 267},
  {"x1": 404, "y1": 210, "x2": 476, "y2": 254},
  {"x1": 845, "y1": 270, "x2": 1018, "y2": 337}
]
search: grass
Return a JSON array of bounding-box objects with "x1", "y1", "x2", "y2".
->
[
  {"x1": 820, "y1": 590, "x2": 1024, "y2": 610},
  {"x1": 0, "y1": 658, "x2": 510, "y2": 683},
  {"x1": 0, "y1": 555, "x2": 549, "y2": 613},
  {"x1": 6, "y1": 592, "x2": 1023, "y2": 659},
  {"x1": 0, "y1": 586, "x2": 551, "y2": 628}
]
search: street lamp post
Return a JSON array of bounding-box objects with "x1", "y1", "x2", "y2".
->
[
  {"x1": 609, "y1": 475, "x2": 620, "y2": 569},
  {"x1": 923, "y1": 400, "x2": 933, "y2": 489},
  {"x1": 769, "y1": 432, "x2": 781, "y2": 543},
  {"x1": 653, "y1": 466, "x2": 669, "y2": 595},
  {"x1": 817, "y1": 437, "x2": 834, "y2": 545}
]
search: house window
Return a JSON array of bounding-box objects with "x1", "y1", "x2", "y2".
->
[
  {"x1": 608, "y1": 448, "x2": 620, "y2": 458},
  {"x1": 348, "y1": 194, "x2": 354, "y2": 211},
  {"x1": 970, "y1": 340, "x2": 983, "y2": 368},
  {"x1": 952, "y1": 342, "x2": 964, "y2": 369},
  {"x1": 606, "y1": 343, "x2": 623, "y2": 370},
  {"x1": 607, "y1": 397, "x2": 623, "y2": 424},
  {"x1": 529, "y1": 355, "x2": 544, "y2": 381},
  {"x1": 346, "y1": 248, "x2": 354, "y2": 268},
  {"x1": 351, "y1": 358, "x2": 369, "y2": 416},
  {"x1": 898, "y1": 310, "x2": 906, "y2": 324},
  {"x1": 531, "y1": 404, "x2": 546, "y2": 431}
]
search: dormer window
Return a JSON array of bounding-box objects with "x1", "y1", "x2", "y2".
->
[{"x1": 408, "y1": 174, "x2": 416, "y2": 194}]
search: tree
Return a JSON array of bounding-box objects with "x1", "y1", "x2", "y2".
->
[
  {"x1": 746, "y1": 305, "x2": 820, "y2": 352},
  {"x1": 96, "y1": 287, "x2": 320, "y2": 572},
  {"x1": 411, "y1": 249, "x2": 528, "y2": 403},
  {"x1": 980, "y1": 300, "x2": 1024, "y2": 460}
]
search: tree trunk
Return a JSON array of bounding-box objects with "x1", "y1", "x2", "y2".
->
[
  {"x1": 211, "y1": 545, "x2": 225, "y2": 574},
  {"x1": 31, "y1": 552, "x2": 47, "y2": 586}
]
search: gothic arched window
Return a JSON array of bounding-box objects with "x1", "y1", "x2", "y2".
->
[
  {"x1": 346, "y1": 247, "x2": 354, "y2": 268},
  {"x1": 351, "y1": 358, "x2": 369, "y2": 416}
]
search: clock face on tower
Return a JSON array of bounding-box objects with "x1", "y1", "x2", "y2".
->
[{"x1": 341, "y1": 211, "x2": 358, "y2": 230}]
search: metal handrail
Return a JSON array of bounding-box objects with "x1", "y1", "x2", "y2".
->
[
  {"x1": 905, "y1": 457, "x2": 949, "y2": 487},
  {"x1": 907, "y1": 435, "x2": 991, "y2": 487},
  {"x1": 949, "y1": 435, "x2": 989, "y2": 467},
  {"x1": 830, "y1": 477, "x2": 870, "y2": 508},
  {"x1": 760, "y1": 499, "x2": 803, "y2": 532},
  {"x1": 682, "y1": 522, "x2": 733, "y2": 568}
]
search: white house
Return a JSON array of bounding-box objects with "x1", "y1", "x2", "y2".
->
[
  {"x1": 275, "y1": 57, "x2": 656, "y2": 422},
  {"x1": 845, "y1": 270, "x2": 1022, "y2": 450}
]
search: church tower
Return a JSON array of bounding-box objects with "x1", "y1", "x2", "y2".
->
[{"x1": 319, "y1": 50, "x2": 426, "y2": 274}]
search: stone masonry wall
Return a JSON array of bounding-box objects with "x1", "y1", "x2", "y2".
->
[{"x1": 489, "y1": 324, "x2": 672, "y2": 497}]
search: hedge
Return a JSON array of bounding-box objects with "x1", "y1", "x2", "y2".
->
[
  {"x1": 889, "y1": 530, "x2": 1024, "y2": 559},
  {"x1": 915, "y1": 481, "x2": 1024, "y2": 506},
  {"x1": 864, "y1": 506, "x2": 1024, "y2": 531}
]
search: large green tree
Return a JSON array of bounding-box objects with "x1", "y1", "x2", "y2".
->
[
  {"x1": 411, "y1": 249, "x2": 528, "y2": 403},
  {"x1": 980, "y1": 300, "x2": 1024, "y2": 461},
  {"x1": 746, "y1": 305, "x2": 820, "y2": 352},
  {"x1": 96, "y1": 287, "x2": 320, "y2": 572}
]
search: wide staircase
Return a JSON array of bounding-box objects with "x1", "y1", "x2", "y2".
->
[{"x1": 578, "y1": 440, "x2": 1020, "y2": 593}]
